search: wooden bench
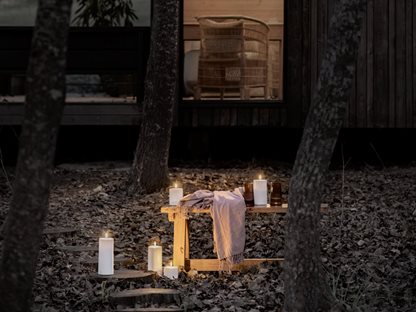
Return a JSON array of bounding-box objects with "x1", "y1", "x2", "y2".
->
[{"x1": 160, "y1": 203, "x2": 328, "y2": 271}]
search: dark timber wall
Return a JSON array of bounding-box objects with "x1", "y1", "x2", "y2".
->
[
  {"x1": 1, "y1": 1, "x2": 415, "y2": 128},
  {"x1": 288, "y1": 0, "x2": 416, "y2": 128}
]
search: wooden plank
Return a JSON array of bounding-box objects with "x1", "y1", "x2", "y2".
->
[
  {"x1": 405, "y1": 0, "x2": 413, "y2": 128},
  {"x1": 110, "y1": 288, "x2": 180, "y2": 306},
  {"x1": 388, "y1": 0, "x2": 396, "y2": 128},
  {"x1": 366, "y1": 0, "x2": 374, "y2": 128},
  {"x1": 90, "y1": 270, "x2": 154, "y2": 280},
  {"x1": 219, "y1": 108, "x2": 230, "y2": 126},
  {"x1": 197, "y1": 108, "x2": 213, "y2": 127},
  {"x1": 395, "y1": 0, "x2": 406, "y2": 128},
  {"x1": 318, "y1": 0, "x2": 328, "y2": 69},
  {"x1": 161, "y1": 204, "x2": 328, "y2": 214},
  {"x1": 268, "y1": 107, "x2": 281, "y2": 127},
  {"x1": 356, "y1": 11, "x2": 368, "y2": 128},
  {"x1": 187, "y1": 258, "x2": 284, "y2": 271},
  {"x1": 173, "y1": 214, "x2": 187, "y2": 268},
  {"x1": 116, "y1": 308, "x2": 183, "y2": 312},
  {"x1": 373, "y1": 0, "x2": 389, "y2": 127},
  {"x1": 252, "y1": 108, "x2": 259, "y2": 126},
  {"x1": 285, "y1": 0, "x2": 304, "y2": 127},
  {"x1": 258, "y1": 108, "x2": 270, "y2": 126},
  {"x1": 414, "y1": 0, "x2": 416, "y2": 127},
  {"x1": 59, "y1": 245, "x2": 122, "y2": 252},
  {"x1": 81, "y1": 255, "x2": 131, "y2": 265},
  {"x1": 302, "y1": 0, "x2": 312, "y2": 116},
  {"x1": 237, "y1": 108, "x2": 252, "y2": 126},
  {"x1": 310, "y1": 0, "x2": 318, "y2": 103}
]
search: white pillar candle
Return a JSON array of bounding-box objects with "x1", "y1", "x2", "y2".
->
[
  {"x1": 169, "y1": 183, "x2": 183, "y2": 206},
  {"x1": 148, "y1": 242, "x2": 162, "y2": 274},
  {"x1": 163, "y1": 261, "x2": 179, "y2": 279},
  {"x1": 253, "y1": 175, "x2": 268, "y2": 206},
  {"x1": 98, "y1": 233, "x2": 114, "y2": 275}
]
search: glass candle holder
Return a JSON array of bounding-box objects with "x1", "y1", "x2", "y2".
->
[
  {"x1": 270, "y1": 182, "x2": 282, "y2": 206},
  {"x1": 243, "y1": 182, "x2": 254, "y2": 207}
]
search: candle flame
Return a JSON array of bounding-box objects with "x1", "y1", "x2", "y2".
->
[
  {"x1": 259, "y1": 174, "x2": 262, "y2": 180},
  {"x1": 174, "y1": 182, "x2": 178, "y2": 188},
  {"x1": 170, "y1": 260, "x2": 173, "y2": 266},
  {"x1": 153, "y1": 241, "x2": 157, "y2": 246},
  {"x1": 103, "y1": 231, "x2": 109, "y2": 238}
]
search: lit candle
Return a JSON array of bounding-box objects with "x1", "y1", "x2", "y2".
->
[
  {"x1": 98, "y1": 231, "x2": 114, "y2": 275},
  {"x1": 148, "y1": 242, "x2": 162, "y2": 274},
  {"x1": 163, "y1": 261, "x2": 179, "y2": 279},
  {"x1": 169, "y1": 182, "x2": 183, "y2": 206},
  {"x1": 253, "y1": 174, "x2": 268, "y2": 205}
]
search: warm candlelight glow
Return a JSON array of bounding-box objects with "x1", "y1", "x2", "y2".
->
[
  {"x1": 174, "y1": 182, "x2": 178, "y2": 188},
  {"x1": 170, "y1": 260, "x2": 173, "y2": 266},
  {"x1": 259, "y1": 174, "x2": 262, "y2": 180},
  {"x1": 153, "y1": 241, "x2": 157, "y2": 246}
]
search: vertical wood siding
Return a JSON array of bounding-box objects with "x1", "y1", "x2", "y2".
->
[{"x1": 308, "y1": 0, "x2": 415, "y2": 128}]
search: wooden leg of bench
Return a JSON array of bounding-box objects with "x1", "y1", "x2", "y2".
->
[{"x1": 173, "y1": 213, "x2": 186, "y2": 269}]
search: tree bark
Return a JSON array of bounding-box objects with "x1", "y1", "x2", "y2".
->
[
  {"x1": 128, "y1": 0, "x2": 179, "y2": 194},
  {"x1": 284, "y1": 1, "x2": 367, "y2": 311},
  {"x1": 0, "y1": 1, "x2": 72, "y2": 311}
]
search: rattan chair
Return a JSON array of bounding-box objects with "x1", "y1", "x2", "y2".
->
[{"x1": 194, "y1": 15, "x2": 270, "y2": 100}]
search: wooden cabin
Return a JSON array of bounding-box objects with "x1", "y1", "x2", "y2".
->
[{"x1": 0, "y1": 0, "x2": 415, "y2": 129}]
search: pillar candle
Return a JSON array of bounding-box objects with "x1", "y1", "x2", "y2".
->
[
  {"x1": 98, "y1": 234, "x2": 114, "y2": 275},
  {"x1": 169, "y1": 183, "x2": 183, "y2": 206},
  {"x1": 148, "y1": 242, "x2": 162, "y2": 274},
  {"x1": 253, "y1": 174, "x2": 268, "y2": 206},
  {"x1": 163, "y1": 261, "x2": 179, "y2": 279}
]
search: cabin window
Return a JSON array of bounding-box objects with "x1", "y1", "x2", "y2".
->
[
  {"x1": 0, "y1": 1, "x2": 151, "y2": 101},
  {"x1": 0, "y1": 1, "x2": 151, "y2": 27},
  {"x1": 182, "y1": 0, "x2": 284, "y2": 101}
]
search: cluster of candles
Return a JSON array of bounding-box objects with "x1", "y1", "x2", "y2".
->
[
  {"x1": 147, "y1": 241, "x2": 178, "y2": 279},
  {"x1": 97, "y1": 176, "x2": 279, "y2": 277},
  {"x1": 244, "y1": 175, "x2": 282, "y2": 206},
  {"x1": 169, "y1": 176, "x2": 281, "y2": 207},
  {"x1": 98, "y1": 233, "x2": 178, "y2": 279}
]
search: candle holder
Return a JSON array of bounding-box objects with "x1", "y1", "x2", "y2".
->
[
  {"x1": 270, "y1": 181, "x2": 282, "y2": 206},
  {"x1": 243, "y1": 182, "x2": 254, "y2": 207}
]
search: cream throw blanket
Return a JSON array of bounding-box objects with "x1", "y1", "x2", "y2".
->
[{"x1": 179, "y1": 189, "x2": 246, "y2": 265}]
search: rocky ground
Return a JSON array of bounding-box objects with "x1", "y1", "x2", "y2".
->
[{"x1": 0, "y1": 163, "x2": 415, "y2": 312}]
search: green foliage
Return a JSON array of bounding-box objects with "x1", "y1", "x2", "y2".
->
[{"x1": 73, "y1": 0, "x2": 138, "y2": 27}]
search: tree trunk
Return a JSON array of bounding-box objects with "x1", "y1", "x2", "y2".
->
[
  {"x1": 0, "y1": 1, "x2": 72, "y2": 311},
  {"x1": 128, "y1": 0, "x2": 179, "y2": 194},
  {"x1": 284, "y1": 1, "x2": 367, "y2": 311}
]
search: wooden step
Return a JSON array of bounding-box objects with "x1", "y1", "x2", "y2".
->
[
  {"x1": 110, "y1": 288, "x2": 181, "y2": 306},
  {"x1": 59, "y1": 245, "x2": 121, "y2": 252},
  {"x1": 116, "y1": 308, "x2": 183, "y2": 312},
  {"x1": 90, "y1": 270, "x2": 154, "y2": 281},
  {"x1": 81, "y1": 255, "x2": 132, "y2": 265},
  {"x1": 43, "y1": 227, "x2": 77, "y2": 235}
]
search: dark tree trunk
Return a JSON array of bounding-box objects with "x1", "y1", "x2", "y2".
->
[
  {"x1": 0, "y1": 0, "x2": 72, "y2": 311},
  {"x1": 128, "y1": 0, "x2": 179, "y2": 194},
  {"x1": 284, "y1": 1, "x2": 367, "y2": 311}
]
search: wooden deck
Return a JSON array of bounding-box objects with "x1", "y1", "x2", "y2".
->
[{"x1": 0, "y1": 96, "x2": 141, "y2": 125}]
